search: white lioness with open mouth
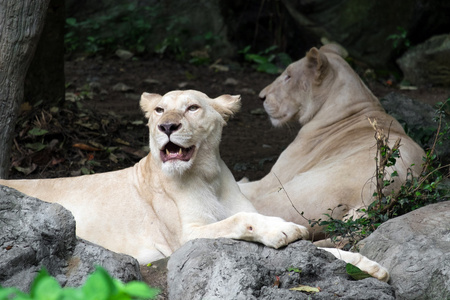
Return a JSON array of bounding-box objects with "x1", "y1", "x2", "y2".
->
[
  {"x1": 0, "y1": 90, "x2": 388, "y2": 281},
  {"x1": 239, "y1": 45, "x2": 425, "y2": 241},
  {"x1": 1, "y1": 90, "x2": 307, "y2": 262}
]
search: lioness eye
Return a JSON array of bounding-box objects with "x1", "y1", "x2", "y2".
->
[
  {"x1": 187, "y1": 105, "x2": 200, "y2": 112},
  {"x1": 284, "y1": 74, "x2": 291, "y2": 81},
  {"x1": 155, "y1": 107, "x2": 164, "y2": 114}
]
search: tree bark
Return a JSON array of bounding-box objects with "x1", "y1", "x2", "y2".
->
[
  {"x1": 0, "y1": 0, "x2": 50, "y2": 178},
  {"x1": 25, "y1": 0, "x2": 65, "y2": 106}
]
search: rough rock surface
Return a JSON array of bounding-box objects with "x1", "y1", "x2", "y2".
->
[
  {"x1": 397, "y1": 34, "x2": 450, "y2": 87},
  {"x1": 358, "y1": 201, "x2": 450, "y2": 300},
  {"x1": 0, "y1": 185, "x2": 142, "y2": 292},
  {"x1": 380, "y1": 92, "x2": 450, "y2": 165},
  {"x1": 168, "y1": 238, "x2": 394, "y2": 300}
]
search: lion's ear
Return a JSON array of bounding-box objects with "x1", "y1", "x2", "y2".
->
[
  {"x1": 319, "y1": 43, "x2": 348, "y2": 58},
  {"x1": 212, "y1": 95, "x2": 241, "y2": 122},
  {"x1": 140, "y1": 92, "x2": 162, "y2": 119},
  {"x1": 306, "y1": 47, "x2": 329, "y2": 84}
]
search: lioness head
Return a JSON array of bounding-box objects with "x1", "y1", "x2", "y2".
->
[
  {"x1": 140, "y1": 90, "x2": 240, "y2": 175},
  {"x1": 259, "y1": 44, "x2": 346, "y2": 127}
]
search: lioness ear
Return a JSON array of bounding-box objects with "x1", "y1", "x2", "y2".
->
[
  {"x1": 212, "y1": 95, "x2": 241, "y2": 122},
  {"x1": 306, "y1": 47, "x2": 329, "y2": 84},
  {"x1": 140, "y1": 92, "x2": 162, "y2": 119},
  {"x1": 319, "y1": 43, "x2": 348, "y2": 58}
]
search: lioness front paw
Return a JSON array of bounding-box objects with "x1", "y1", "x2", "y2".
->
[
  {"x1": 260, "y1": 220, "x2": 309, "y2": 249},
  {"x1": 360, "y1": 258, "x2": 390, "y2": 282}
]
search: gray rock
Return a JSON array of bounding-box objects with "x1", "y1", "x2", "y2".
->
[
  {"x1": 115, "y1": 49, "x2": 134, "y2": 60},
  {"x1": 279, "y1": 1, "x2": 450, "y2": 69},
  {"x1": 397, "y1": 34, "x2": 450, "y2": 87},
  {"x1": 168, "y1": 239, "x2": 394, "y2": 300},
  {"x1": 358, "y1": 201, "x2": 450, "y2": 300},
  {"x1": 0, "y1": 185, "x2": 142, "y2": 292},
  {"x1": 380, "y1": 92, "x2": 450, "y2": 164}
]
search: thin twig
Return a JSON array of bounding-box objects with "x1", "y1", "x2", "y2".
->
[{"x1": 272, "y1": 172, "x2": 305, "y2": 218}]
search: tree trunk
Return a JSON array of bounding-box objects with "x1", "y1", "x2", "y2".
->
[
  {"x1": 25, "y1": 0, "x2": 65, "y2": 106},
  {"x1": 0, "y1": 0, "x2": 50, "y2": 178}
]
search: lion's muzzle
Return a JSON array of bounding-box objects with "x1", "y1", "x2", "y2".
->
[{"x1": 160, "y1": 141, "x2": 195, "y2": 163}]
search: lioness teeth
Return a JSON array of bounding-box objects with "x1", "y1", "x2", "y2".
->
[{"x1": 165, "y1": 147, "x2": 184, "y2": 155}]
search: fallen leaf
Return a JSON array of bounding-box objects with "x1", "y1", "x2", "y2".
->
[
  {"x1": 120, "y1": 146, "x2": 147, "y2": 158},
  {"x1": 73, "y1": 143, "x2": 101, "y2": 151},
  {"x1": 88, "y1": 141, "x2": 105, "y2": 150},
  {"x1": 13, "y1": 164, "x2": 37, "y2": 175},
  {"x1": 51, "y1": 157, "x2": 65, "y2": 165},
  {"x1": 115, "y1": 138, "x2": 130, "y2": 146},
  {"x1": 75, "y1": 120, "x2": 100, "y2": 130},
  {"x1": 109, "y1": 153, "x2": 118, "y2": 163},
  {"x1": 28, "y1": 127, "x2": 48, "y2": 136},
  {"x1": 289, "y1": 285, "x2": 320, "y2": 293},
  {"x1": 25, "y1": 142, "x2": 46, "y2": 152},
  {"x1": 20, "y1": 102, "x2": 33, "y2": 112}
]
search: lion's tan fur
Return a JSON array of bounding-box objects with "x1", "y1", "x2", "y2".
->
[{"x1": 239, "y1": 45, "x2": 425, "y2": 241}]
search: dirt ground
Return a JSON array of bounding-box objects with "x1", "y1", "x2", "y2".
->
[{"x1": 9, "y1": 55, "x2": 449, "y2": 182}]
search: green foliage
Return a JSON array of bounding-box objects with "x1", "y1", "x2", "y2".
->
[
  {"x1": 239, "y1": 45, "x2": 292, "y2": 74},
  {"x1": 64, "y1": 4, "x2": 222, "y2": 62},
  {"x1": 311, "y1": 99, "x2": 450, "y2": 245},
  {"x1": 387, "y1": 26, "x2": 411, "y2": 50},
  {"x1": 64, "y1": 4, "x2": 159, "y2": 55},
  {"x1": 287, "y1": 267, "x2": 301, "y2": 274},
  {"x1": 345, "y1": 263, "x2": 373, "y2": 280},
  {"x1": 0, "y1": 267, "x2": 159, "y2": 300}
]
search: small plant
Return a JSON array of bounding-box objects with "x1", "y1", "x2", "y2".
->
[
  {"x1": 239, "y1": 45, "x2": 292, "y2": 74},
  {"x1": 311, "y1": 99, "x2": 449, "y2": 245},
  {"x1": 0, "y1": 267, "x2": 159, "y2": 300},
  {"x1": 387, "y1": 26, "x2": 411, "y2": 50}
]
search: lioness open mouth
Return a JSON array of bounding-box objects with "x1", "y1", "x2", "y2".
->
[{"x1": 160, "y1": 141, "x2": 195, "y2": 163}]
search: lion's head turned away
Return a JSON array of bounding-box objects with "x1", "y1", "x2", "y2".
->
[
  {"x1": 259, "y1": 44, "x2": 376, "y2": 127},
  {"x1": 140, "y1": 90, "x2": 241, "y2": 175}
]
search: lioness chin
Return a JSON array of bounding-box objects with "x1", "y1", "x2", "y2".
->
[{"x1": 0, "y1": 89, "x2": 389, "y2": 281}]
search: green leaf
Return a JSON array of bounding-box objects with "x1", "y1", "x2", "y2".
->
[
  {"x1": 82, "y1": 267, "x2": 117, "y2": 300},
  {"x1": 122, "y1": 282, "x2": 160, "y2": 298},
  {"x1": 287, "y1": 267, "x2": 301, "y2": 273},
  {"x1": 28, "y1": 127, "x2": 48, "y2": 136},
  {"x1": 25, "y1": 142, "x2": 46, "y2": 152},
  {"x1": 0, "y1": 287, "x2": 28, "y2": 299},
  {"x1": 66, "y1": 17, "x2": 77, "y2": 26},
  {"x1": 30, "y1": 269, "x2": 50, "y2": 298},
  {"x1": 32, "y1": 276, "x2": 62, "y2": 300},
  {"x1": 346, "y1": 263, "x2": 373, "y2": 280}
]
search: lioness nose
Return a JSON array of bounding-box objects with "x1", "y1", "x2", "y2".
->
[
  {"x1": 259, "y1": 90, "x2": 266, "y2": 101},
  {"x1": 158, "y1": 123, "x2": 181, "y2": 136}
]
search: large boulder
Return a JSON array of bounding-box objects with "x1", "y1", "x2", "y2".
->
[
  {"x1": 358, "y1": 201, "x2": 450, "y2": 300},
  {"x1": 167, "y1": 239, "x2": 394, "y2": 300},
  {"x1": 0, "y1": 185, "x2": 142, "y2": 292},
  {"x1": 234, "y1": 0, "x2": 450, "y2": 68},
  {"x1": 397, "y1": 34, "x2": 450, "y2": 87}
]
